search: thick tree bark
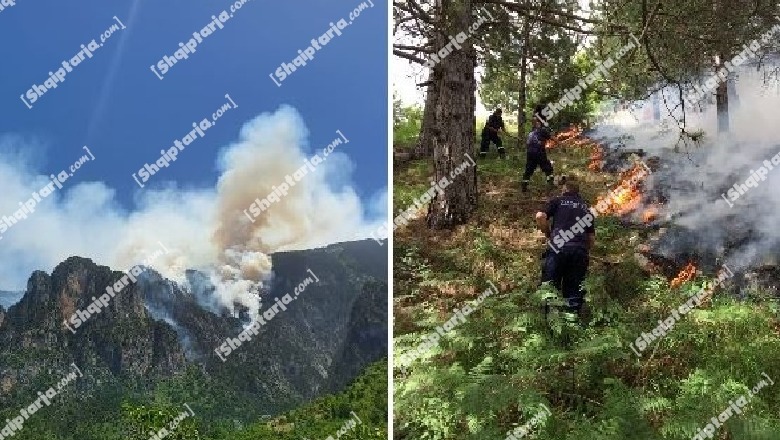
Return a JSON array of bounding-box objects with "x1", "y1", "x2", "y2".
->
[
  {"x1": 416, "y1": 0, "x2": 442, "y2": 158},
  {"x1": 727, "y1": 73, "x2": 739, "y2": 110},
  {"x1": 417, "y1": 70, "x2": 440, "y2": 157},
  {"x1": 714, "y1": 0, "x2": 729, "y2": 133},
  {"x1": 715, "y1": 52, "x2": 729, "y2": 133},
  {"x1": 517, "y1": 13, "x2": 531, "y2": 150},
  {"x1": 426, "y1": 0, "x2": 478, "y2": 230},
  {"x1": 716, "y1": 78, "x2": 729, "y2": 133},
  {"x1": 517, "y1": 65, "x2": 528, "y2": 150}
]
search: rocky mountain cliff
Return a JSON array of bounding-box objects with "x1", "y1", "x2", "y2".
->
[{"x1": 0, "y1": 239, "x2": 387, "y2": 414}]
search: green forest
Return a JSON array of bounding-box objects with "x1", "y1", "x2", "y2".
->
[
  {"x1": 0, "y1": 359, "x2": 387, "y2": 440},
  {"x1": 393, "y1": 0, "x2": 780, "y2": 438}
]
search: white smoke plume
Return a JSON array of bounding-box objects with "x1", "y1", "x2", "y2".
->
[{"x1": 0, "y1": 106, "x2": 387, "y2": 316}]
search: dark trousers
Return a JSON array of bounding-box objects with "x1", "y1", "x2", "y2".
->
[
  {"x1": 523, "y1": 151, "x2": 554, "y2": 182},
  {"x1": 480, "y1": 130, "x2": 504, "y2": 156},
  {"x1": 542, "y1": 247, "x2": 589, "y2": 313}
]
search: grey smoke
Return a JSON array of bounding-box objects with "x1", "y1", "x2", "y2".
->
[
  {"x1": 590, "y1": 61, "x2": 780, "y2": 271},
  {"x1": 0, "y1": 106, "x2": 387, "y2": 317}
]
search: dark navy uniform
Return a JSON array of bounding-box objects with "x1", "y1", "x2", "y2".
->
[
  {"x1": 522, "y1": 127, "x2": 554, "y2": 190},
  {"x1": 480, "y1": 113, "x2": 506, "y2": 158},
  {"x1": 542, "y1": 192, "x2": 594, "y2": 314}
]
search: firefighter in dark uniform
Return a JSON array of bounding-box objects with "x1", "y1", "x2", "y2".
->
[
  {"x1": 522, "y1": 106, "x2": 555, "y2": 192},
  {"x1": 480, "y1": 108, "x2": 506, "y2": 159},
  {"x1": 535, "y1": 178, "x2": 595, "y2": 316}
]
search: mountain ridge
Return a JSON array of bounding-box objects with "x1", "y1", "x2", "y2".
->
[{"x1": 0, "y1": 239, "x2": 387, "y2": 416}]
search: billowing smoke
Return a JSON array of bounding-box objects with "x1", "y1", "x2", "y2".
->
[
  {"x1": 0, "y1": 106, "x2": 387, "y2": 316},
  {"x1": 591, "y1": 61, "x2": 780, "y2": 271}
]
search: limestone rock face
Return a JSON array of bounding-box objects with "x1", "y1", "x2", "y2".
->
[{"x1": 0, "y1": 240, "x2": 387, "y2": 414}]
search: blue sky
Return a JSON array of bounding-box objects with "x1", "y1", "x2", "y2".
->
[
  {"x1": 0, "y1": 0, "x2": 386, "y2": 208},
  {"x1": 0, "y1": 0, "x2": 388, "y2": 291}
]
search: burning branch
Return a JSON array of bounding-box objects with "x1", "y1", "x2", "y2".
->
[
  {"x1": 596, "y1": 163, "x2": 647, "y2": 216},
  {"x1": 546, "y1": 125, "x2": 604, "y2": 171},
  {"x1": 670, "y1": 262, "x2": 697, "y2": 288}
]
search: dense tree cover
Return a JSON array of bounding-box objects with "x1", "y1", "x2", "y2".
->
[
  {"x1": 0, "y1": 359, "x2": 387, "y2": 440},
  {"x1": 394, "y1": 93, "x2": 424, "y2": 148},
  {"x1": 597, "y1": 0, "x2": 780, "y2": 132}
]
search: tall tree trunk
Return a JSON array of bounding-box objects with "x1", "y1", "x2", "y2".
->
[
  {"x1": 713, "y1": 0, "x2": 729, "y2": 133},
  {"x1": 715, "y1": 55, "x2": 729, "y2": 133},
  {"x1": 727, "y1": 72, "x2": 739, "y2": 110},
  {"x1": 416, "y1": 0, "x2": 442, "y2": 158},
  {"x1": 427, "y1": 0, "x2": 477, "y2": 230},
  {"x1": 417, "y1": 71, "x2": 440, "y2": 157},
  {"x1": 517, "y1": 14, "x2": 531, "y2": 150}
]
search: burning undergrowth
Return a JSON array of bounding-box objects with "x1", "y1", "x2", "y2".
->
[
  {"x1": 547, "y1": 125, "x2": 604, "y2": 171},
  {"x1": 574, "y1": 63, "x2": 780, "y2": 296},
  {"x1": 550, "y1": 125, "x2": 665, "y2": 227}
]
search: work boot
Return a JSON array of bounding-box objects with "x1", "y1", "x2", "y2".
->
[
  {"x1": 565, "y1": 298, "x2": 584, "y2": 317},
  {"x1": 479, "y1": 151, "x2": 487, "y2": 160},
  {"x1": 521, "y1": 180, "x2": 529, "y2": 193},
  {"x1": 562, "y1": 311, "x2": 579, "y2": 324},
  {"x1": 498, "y1": 148, "x2": 506, "y2": 160}
]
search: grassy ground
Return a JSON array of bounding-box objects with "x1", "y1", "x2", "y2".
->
[
  {"x1": 393, "y1": 136, "x2": 780, "y2": 440},
  {"x1": 394, "y1": 141, "x2": 643, "y2": 332}
]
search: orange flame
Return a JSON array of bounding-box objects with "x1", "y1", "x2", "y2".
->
[
  {"x1": 595, "y1": 163, "x2": 648, "y2": 216},
  {"x1": 642, "y1": 205, "x2": 659, "y2": 223},
  {"x1": 546, "y1": 125, "x2": 604, "y2": 171},
  {"x1": 547, "y1": 125, "x2": 583, "y2": 148},
  {"x1": 588, "y1": 148, "x2": 604, "y2": 171},
  {"x1": 670, "y1": 262, "x2": 697, "y2": 288}
]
